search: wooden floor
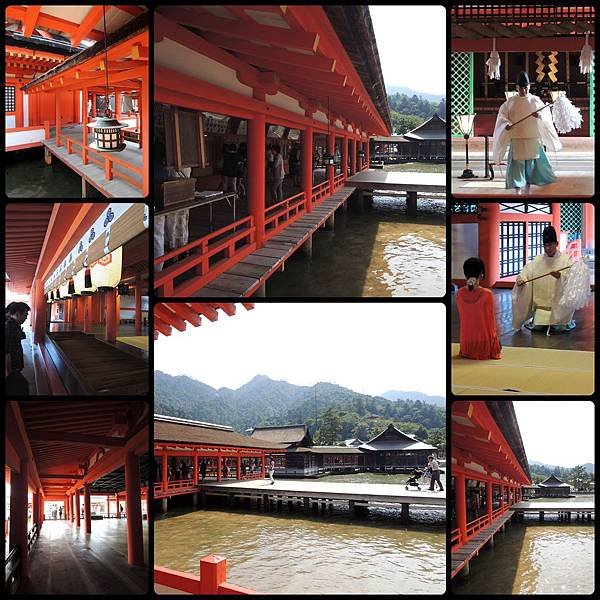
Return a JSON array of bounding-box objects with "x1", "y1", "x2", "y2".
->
[
  {"x1": 451, "y1": 511, "x2": 514, "y2": 579},
  {"x1": 347, "y1": 169, "x2": 446, "y2": 192},
  {"x1": 451, "y1": 138, "x2": 594, "y2": 197},
  {"x1": 451, "y1": 288, "x2": 595, "y2": 352},
  {"x1": 192, "y1": 186, "x2": 357, "y2": 297},
  {"x1": 18, "y1": 519, "x2": 148, "y2": 595},
  {"x1": 44, "y1": 125, "x2": 143, "y2": 198},
  {"x1": 172, "y1": 479, "x2": 445, "y2": 505},
  {"x1": 46, "y1": 331, "x2": 149, "y2": 395}
]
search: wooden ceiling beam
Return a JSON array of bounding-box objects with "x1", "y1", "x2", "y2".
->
[
  {"x1": 157, "y1": 6, "x2": 320, "y2": 52},
  {"x1": 27, "y1": 430, "x2": 126, "y2": 448},
  {"x1": 71, "y1": 6, "x2": 105, "y2": 47},
  {"x1": 23, "y1": 5, "x2": 41, "y2": 38}
]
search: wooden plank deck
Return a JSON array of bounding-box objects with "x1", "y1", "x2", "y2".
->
[
  {"x1": 347, "y1": 170, "x2": 446, "y2": 192},
  {"x1": 451, "y1": 511, "x2": 514, "y2": 579},
  {"x1": 161, "y1": 479, "x2": 446, "y2": 505},
  {"x1": 192, "y1": 186, "x2": 356, "y2": 297},
  {"x1": 43, "y1": 125, "x2": 143, "y2": 198},
  {"x1": 511, "y1": 500, "x2": 594, "y2": 512}
]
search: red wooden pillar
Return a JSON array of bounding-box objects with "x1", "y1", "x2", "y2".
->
[
  {"x1": 134, "y1": 277, "x2": 142, "y2": 335},
  {"x1": 162, "y1": 456, "x2": 168, "y2": 492},
  {"x1": 75, "y1": 489, "x2": 81, "y2": 527},
  {"x1": 365, "y1": 136, "x2": 370, "y2": 167},
  {"x1": 327, "y1": 129, "x2": 335, "y2": 193},
  {"x1": 115, "y1": 90, "x2": 122, "y2": 119},
  {"x1": 486, "y1": 480, "x2": 493, "y2": 522},
  {"x1": 193, "y1": 454, "x2": 199, "y2": 486},
  {"x1": 106, "y1": 496, "x2": 110, "y2": 516},
  {"x1": 125, "y1": 450, "x2": 144, "y2": 566},
  {"x1": 583, "y1": 203, "x2": 594, "y2": 249},
  {"x1": 551, "y1": 202, "x2": 561, "y2": 240},
  {"x1": 84, "y1": 483, "x2": 91, "y2": 534},
  {"x1": 217, "y1": 452, "x2": 222, "y2": 482},
  {"x1": 350, "y1": 138, "x2": 356, "y2": 175},
  {"x1": 55, "y1": 91, "x2": 62, "y2": 147},
  {"x1": 141, "y1": 68, "x2": 149, "y2": 196},
  {"x1": 260, "y1": 452, "x2": 265, "y2": 479},
  {"x1": 34, "y1": 278, "x2": 46, "y2": 344},
  {"x1": 15, "y1": 87, "x2": 24, "y2": 128},
  {"x1": 32, "y1": 490, "x2": 39, "y2": 527},
  {"x1": 64, "y1": 494, "x2": 68, "y2": 520},
  {"x1": 199, "y1": 556, "x2": 227, "y2": 595},
  {"x1": 105, "y1": 288, "x2": 117, "y2": 343},
  {"x1": 500, "y1": 483, "x2": 505, "y2": 513},
  {"x1": 84, "y1": 295, "x2": 93, "y2": 333},
  {"x1": 248, "y1": 113, "x2": 266, "y2": 247},
  {"x1": 82, "y1": 87, "x2": 88, "y2": 164},
  {"x1": 478, "y1": 202, "x2": 500, "y2": 287},
  {"x1": 236, "y1": 453, "x2": 241, "y2": 480},
  {"x1": 10, "y1": 460, "x2": 29, "y2": 578},
  {"x1": 354, "y1": 139, "x2": 360, "y2": 173},
  {"x1": 455, "y1": 472, "x2": 467, "y2": 545},
  {"x1": 341, "y1": 136, "x2": 348, "y2": 180},
  {"x1": 70, "y1": 298, "x2": 77, "y2": 326},
  {"x1": 92, "y1": 93, "x2": 97, "y2": 117},
  {"x1": 301, "y1": 126, "x2": 313, "y2": 211},
  {"x1": 116, "y1": 495, "x2": 121, "y2": 518}
]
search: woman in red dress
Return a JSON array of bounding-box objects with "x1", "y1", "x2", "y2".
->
[{"x1": 456, "y1": 258, "x2": 501, "y2": 360}]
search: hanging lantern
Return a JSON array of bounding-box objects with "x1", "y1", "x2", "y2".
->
[
  {"x1": 86, "y1": 6, "x2": 127, "y2": 152},
  {"x1": 117, "y1": 282, "x2": 130, "y2": 296},
  {"x1": 75, "y1": 267, "x2": 97, "y2": 296},
  {"x1": 68, "y1": 279, "x2": 78, "y2": 296},
  {"x1": 56, "y1": 288, "x2": 61, "y2": 299},
  {"x1": 84, "y1": 267, "x2": 92, "y2": 289}
]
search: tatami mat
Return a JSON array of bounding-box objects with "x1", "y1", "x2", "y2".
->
[
  {"x1": 117, "y1": 336, "x2": 149, "y2": 352},
  {"x1": 451, "y1": 343, "x2": 594, "y2": 395}
]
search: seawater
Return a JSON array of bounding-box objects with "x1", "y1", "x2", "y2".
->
[
  {"x1": 155, "y1": 471, "x2": 446, "y2": 594},
  {"x1": 453, "y1": 496, "x2": 594, "y2": 595},
  {"x1": 267, "y1": 163, "x2": 446, "y2": 297}
]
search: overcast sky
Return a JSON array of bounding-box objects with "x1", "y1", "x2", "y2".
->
[
  {"x1": 514, "y1": 401, "x2": 594, "y2": 467},
  {"x1": 155, "y1": 303, "x2": 446, "y2": 397},
  {"x1": 369, "y1": 5, "x2": 446, "y2": 95}
]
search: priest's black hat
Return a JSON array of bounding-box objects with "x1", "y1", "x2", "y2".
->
[
  {"x1": 516, "y1": 71, "x2": 530, "y2": 87},
  {"x1": 543, "y1": 225, "x2": 558, "y2": 244}
]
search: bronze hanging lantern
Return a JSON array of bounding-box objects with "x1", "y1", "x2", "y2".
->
[{"x1": 87, "y1": 6, "x2": 127, "y2": 152}]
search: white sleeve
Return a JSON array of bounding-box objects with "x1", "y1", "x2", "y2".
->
[
  {"x1": 533, "y1": 95, "x2": 563, "y2": 152},
  {"x1": 550, "y1": 259, "x2": 591, "y2": 323},
  {"x1": 492, "y1": 101, "x2": 511, "y2": 163},
  {"x1": 512, "y1": 281, "x2": 533, "y2": 329}
]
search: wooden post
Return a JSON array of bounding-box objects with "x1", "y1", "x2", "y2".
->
[
  {"x1": 406, "y1": 191, "x2": 417, "y2": 216},
  {"x1": 217, "y1": 452, "x2": 222, "y2": 481},
  {"x1": 134, "y1": 277, "x2": 142, "y2": 335},
  {"x1": 365, "y1": 136, "x2": 370, "y2": 166},
  {"x1": 455, "y1": 473, "x2": 467, "y2": 544},
  {"x1": 350, "y1": 138, "x2": 356, "y2": 175},
  {"x1": 236, "y1": 453, "x2": 241, "y2": 480},
  {"x1": 479, "y1": 202, "x2": 501, "y2": 287},
  {"x1": 500, "y1": 483, "x2": 505, "y2": 513},
  {"x1": 33, "y1": 279, "x2": 46, "y2": 344},
  {"x1": 82, "y1": 88, "x2": 88, "y2": 164},
  {"x1": 327, "y1": 129, "x2": 335, "y2": 195},
  {"x1": 162, "y1": 457, "x2": 168, "y2": 492},
  {"x1": 55, "y1": 92, "x2": 62, "y2": 147},
  {"x1": 115, "y1": 90, "x2": 122, "y2": 119},
  {"x1": 486, "y1": 480, "x2": 493, "y2": 523},
  {"x1": 341, "y1": 135, "x2": 348, "y2": 180},
  {"x1": 84, "y1": 295, "x2": 92, "y2": 333},
  {"x1": 193, "y1": 454, "x2": 199, "y2": 486},
  {"x1": 300, "y1": 235, "x2": 312, "y2": 259},
  {"x1": 199, "y1": 555, "x2": 227, "y2": 594},
  {"x1": 105, "y1": 288, "x2": 117, "y2": 343},
  {"x1": 117, "y1": 496, "x2": 121, "y2": 518},
  {"x1": 301, "y1": 126, "x2": 313, "y2": 211},
  {"x1": 401, "y1": 503, "x2": 409, "y2": 523},
  {"x1": 248, "y1": 113, "x2": 266, "y2": 246},
  {"x1": 125, "y1": 450, "x2": 144, "y2": 566},
  {"x1": 84, "y1": 483, "x2": 91, "y2": 534},
  {"x1": 9, "y1": 459, "x2": 30, "y2": 578}
]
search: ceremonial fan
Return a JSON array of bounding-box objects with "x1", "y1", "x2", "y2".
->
[{"x1": 509, "y1": 91, "x2": 583, "y2": 134}]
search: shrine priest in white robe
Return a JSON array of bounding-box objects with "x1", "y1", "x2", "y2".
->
[
  {"x1": 512, "y1": 226, "x2": 591, "y2": 333},
  {"x1": 493, "y1": 71, "x2": 562, "y2": 191}
]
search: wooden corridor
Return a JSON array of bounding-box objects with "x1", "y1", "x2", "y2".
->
[
  {"x1": 192, "y1": 186, "x2": 356, "y2": 297},
  {"x1": 17, "y1": 519, "x2": 148, "y2": 595},
  {"x1": 43, "y1": 125, "x2": 143, "y2": 198},
  {"x1": 451, "y1": 510, "x2": 514, "y2": 578}
]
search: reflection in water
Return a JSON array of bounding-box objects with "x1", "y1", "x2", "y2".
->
[
  {"x1": 155, "y1": 507, "x2": 445, "y2": 594},
  {"x1": 452, "y1": 522, "x2": 594, "y2": 595},
  {"x1": 267, "y1": 197, "x2": 446, "y2": 297}
]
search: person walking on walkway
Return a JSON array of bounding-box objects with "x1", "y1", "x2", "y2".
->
[
  {"x1": 58, "y1": 506, "x2": 63, "y2": 519},
  {"x1": 427, "y1": 455, "x2": 444, "y2": 491},
  {"x1": 268, "y1": 457, "x2": 276, "y2": 485}
]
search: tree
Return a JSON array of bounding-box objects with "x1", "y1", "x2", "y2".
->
[
  {"x1": 317, "y1": 407, "x2": 341, "y2": 445},
  {"x1": 427, "y1": 428, "x2": 446, "y2": 457},
  {"x1": 567, "y1": 465, "x2": 588, "y2": 491},
  {"x1": 391, "y1": 111, "x2": 423, "y2": 135}
]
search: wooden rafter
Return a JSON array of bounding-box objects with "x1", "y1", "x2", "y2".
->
[
  {"x1": 70, "y1": 6, "x2": 105, "y2": 47},
  {"x1": 23, "y1": 5, "x2": 41, "y2": 38}
]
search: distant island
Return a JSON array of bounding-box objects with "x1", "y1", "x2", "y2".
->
[
  {"x1": 154, "y1": 371, "x2": 445, "y2": 452},
  {"x1": 386, "y1": 87, "x2": 446, "y2": 135}
]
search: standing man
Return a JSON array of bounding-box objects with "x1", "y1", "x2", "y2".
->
[
  {"x1": 492, "y1": 71, "x2": 561, "y2": 191},
  {"x1": 271, "y1": 145, "x2": 285, "y2": 202},
  {"x1": 427, "y1": 455, "x2": 444, "y2": 492},
  {"x1": 268, "y1": 456, "x2": 276, "y2": 485},
  {"x1": 5, "y1": 302, "x2": 31, "y2": 395}
]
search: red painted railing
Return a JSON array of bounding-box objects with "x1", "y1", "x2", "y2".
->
[
  {"x1": 155, "y1": 555, "x2": 259, "y2": 595},
  {"x1": 311, "y1": 181, "x2": 330, "y2": 204},
  {"x1": 333, "y1": 173, "x2": 345, "y2": 189},
  {"x1": 64, "y1": 136, "x2": 144, "y2": 190},
  {"x1": 451, "y1": 505, "x2": 510, "y2": 550},
  {"x1": 264, "y1": 191, "x2": 307, "y2": 240},
  {"x1": 451, "y1": 528, "x2": 462, "y2": 547},
  {"x1": 154, "y1": 216, "x2": 256, "y2": 296}
]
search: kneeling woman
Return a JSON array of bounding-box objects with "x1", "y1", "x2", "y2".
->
[{"x1": 456, "y1": 258, "x2": 501, "y2": 360}]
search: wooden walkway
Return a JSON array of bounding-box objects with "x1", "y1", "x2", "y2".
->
[
  {"x1": 346, "y1": 170, "x2": 446, "y2": 193},
  {"x1": 451, "y1": 510, "x2": 514, "y2": 579},
  {"x1": 43, "y1": 125, "x2": 143, "y2": 198},
  {"x1": 511, "y1": 500, "x2": 594, "y2": 511},
  {"x1": 193, "y1": 186, "x2": 356, "y2": 297}
]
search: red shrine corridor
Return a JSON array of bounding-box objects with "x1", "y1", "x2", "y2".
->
[{"x1": 5, "y1": 401, "x2": 150, "y2": 595}]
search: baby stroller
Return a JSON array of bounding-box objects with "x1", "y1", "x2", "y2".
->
[{"x1": 405, "y1": 468, "x2": 425, "y2": 491}]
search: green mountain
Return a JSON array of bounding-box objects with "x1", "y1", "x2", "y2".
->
[{"x1": 154, "y1": 371, "x2": 446, "y2": 442}]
